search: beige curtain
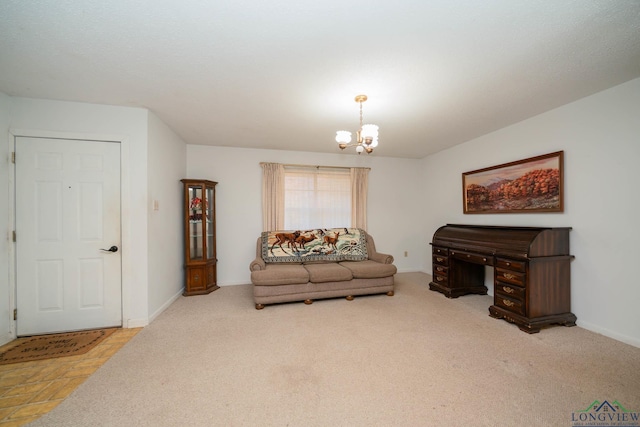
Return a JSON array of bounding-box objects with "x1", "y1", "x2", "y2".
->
[
  {"x1": 350, "y1": 167, "x2": 369, "y2": 230},
  {"x1": 261, "y1": 163, "x2": 285, "y2": 231}
]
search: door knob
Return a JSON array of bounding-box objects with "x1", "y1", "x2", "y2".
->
[{"x1": 100, "y1": 245, "x2": 118, "y2": 253}]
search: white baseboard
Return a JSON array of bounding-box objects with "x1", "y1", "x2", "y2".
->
[
  {"x1": 218, "y1": 281, "x2": 251, "y2": 286},
  {"x1": 576, "y1": 319, "x2": 640, "y2": 349},
  {"x1": 124, "y1": 318, "x2": 148, "y2": 328},
  {"x1": 0, "y1": 332, "x2": 14, "y2": 347},
  {"x1": 395, "y1": 268, "x2": 429, "y2": 274},
  {"x1": 124, "y1": 287, "x2": 183, "y2": 329},
  {"x1": 149, "y1": 288, "x2": 184, "y2": 324}
]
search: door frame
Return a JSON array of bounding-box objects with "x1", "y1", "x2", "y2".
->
[{"x1": 8, "y1": 128, "x2": 132, "y2": 339}]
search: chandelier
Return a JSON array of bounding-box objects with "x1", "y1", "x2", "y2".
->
[{"x1": 335, "y1": 94, "x2": 379, "y2": 154}]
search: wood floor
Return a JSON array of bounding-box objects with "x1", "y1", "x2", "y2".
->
[{"x1": 0, "y1": 328, "x2": 140, "y2": 426}]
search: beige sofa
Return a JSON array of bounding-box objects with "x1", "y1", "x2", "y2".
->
[{"x1": 250, "y1": 229, "x2": 397, "y2": 309}]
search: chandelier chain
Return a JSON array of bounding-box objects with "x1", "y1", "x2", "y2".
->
[{"x1": 335, "y1": 94, "x2": 379, "y2": 154}]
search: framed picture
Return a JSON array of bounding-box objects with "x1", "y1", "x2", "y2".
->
[{"x1": 462, "y1": 151, "x2": 564, "y2": 214}]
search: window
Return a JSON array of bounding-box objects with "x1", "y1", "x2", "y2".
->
[
  {"x1": 284, "y1": 167, "x2": 351, "y2": 230},
  {"x1": 260, "y1": 162, "x2": 368, "y2": 231}
]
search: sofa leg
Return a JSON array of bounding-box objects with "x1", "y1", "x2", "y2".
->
[
  {"x1": 304, "y1": 299, "x2": 313, "y2": 305},
  {"x1": 255, "y1": 303, "x2": 265, "y2": 310},
  {"x1": 345, "y1": 295, "x2": 354, "y2": 301},
  {"x1": 387, "y1": 291, "x2": 395, "y2": 296}
]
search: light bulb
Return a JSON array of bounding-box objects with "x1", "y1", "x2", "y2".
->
[
  {"x1": 335, "y1": 131, "x2": 352, "y2": 144},
  {"x1": 360, "y1": 124, "x2": 378, "y2": 140}
]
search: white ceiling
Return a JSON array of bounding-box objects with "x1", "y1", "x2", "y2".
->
[{"x1": 1, "y1": 1, "x2": 639, "y2": 159}]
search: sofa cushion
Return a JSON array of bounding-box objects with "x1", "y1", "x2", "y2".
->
[
  {"x1": 261, "y1": 228, "x2": 368, "y2": 263},
  {"x1": 303, "y1": 263, "x2": 353, "y2": 283},
  {"x1": 251, "y1": 264, "x2": 309, "y2": 286},
  {"x1": 339, "y1": 260, "x2": 397, "y2": 279}
]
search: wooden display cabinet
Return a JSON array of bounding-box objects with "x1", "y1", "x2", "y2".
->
[{"x1": 181, "y1": 179, "x2": 219, "y2": 296}]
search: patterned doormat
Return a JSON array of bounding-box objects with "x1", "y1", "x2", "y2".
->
[{"x1": 0, "y1": 328, "x2": 118, "y2": 365}]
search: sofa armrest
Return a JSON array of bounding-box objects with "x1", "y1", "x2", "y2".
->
[
  {"x1": 364, "y1": 232, "x2": 394, "y2": 264},
  {"x1": 250, "y1": 257, "x2": 266, "y2": 271},
  {"x1": 250, "y1": 237, "x2": 267, "y2": 271},
  {"x1": 369, "y1": 251, "x2": 394, "y2": 264}
]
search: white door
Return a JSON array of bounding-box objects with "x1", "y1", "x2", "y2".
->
[{"x1": 15, "y1": 136, "x2": 122, "y2": 336}]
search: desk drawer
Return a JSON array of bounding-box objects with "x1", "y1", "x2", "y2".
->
[
  {"x1": 495, "y1": 294, "x2": 525, "y2": 316},
  {"x1": 496, "y1": 268, "x2": 525, "y2": 286},
  {"x1": 433, "y1": 265, "x2": 448, "y2": 275},
  {"x1": 495, "y1": 283, "x2": 525, "y2": 301},
  {"x1": 450, "y1": 250, "x2": 490, "y2": 265},
  {"x1": 433, "y1": 254, "x2": 448, "y2": 266},
  {"x1": 496, "y1": 258, "x2": 526, "y2": 272},
  {"x1": 432, "y1": 272, "x2": 448, "y2": 285},
  {"x1": 432, "y1": 246, "x2": 448, "y2": 257}
]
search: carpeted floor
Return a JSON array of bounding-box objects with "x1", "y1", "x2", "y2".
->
[{"x1": 30, "y1": 272, "x2": 640, "y2": 426}]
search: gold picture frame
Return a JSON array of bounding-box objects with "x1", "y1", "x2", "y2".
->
[{"x1": 462, "y1": 151, "x2": 564, "y2": 214}]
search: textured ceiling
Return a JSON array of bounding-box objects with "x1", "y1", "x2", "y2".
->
[{"x1": 1, "y1": 0, "x2": 639, "y2": 159}]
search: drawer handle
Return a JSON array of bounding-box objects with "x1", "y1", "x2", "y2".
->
[
  {"x1": 503, "y1": 273, "x2": 516, "y2": 280},
  {"x1": 502, "y1": 286, "x2": 514, "y2": 294},
  {"x1": 436, "y1": 267, "x2": 444, "y2": 272},
  {"x1": 437, "y1": 276, "x2": 444, "y2": 281},
  {"x1": 467, "y1": 254, "x2": 471, "y2": 258},
  {"x1": 436, "y1": 257, "x2": 444, "y2": 262},
  {"x1": 451, "y1": 251, "x2": 455, "y2": 255},
  {"x1": 506, "y1": 262, "x2": 511, "y2": 266},
  {"x1": 483, "y1": 258, "x2": 487, "y2": 262},
  {"x1": 502, "y1": 299, "x2": 515, "y2": 307}
]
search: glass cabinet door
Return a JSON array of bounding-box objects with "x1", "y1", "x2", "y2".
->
[
  {"x1": 206, "y1": 186, "x2": 214, "y2": 260},
  {"x1": 188, "y1": 185, "x2": 203, "y2": 260}
]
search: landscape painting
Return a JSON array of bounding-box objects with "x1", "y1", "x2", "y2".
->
[{"x1": 462, "y1": 151, "x2": 564, "y2": 214}]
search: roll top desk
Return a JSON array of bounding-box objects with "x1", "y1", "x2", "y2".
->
[{"x1": 429, "y1": 224, "x2": 576, "y2": 333}]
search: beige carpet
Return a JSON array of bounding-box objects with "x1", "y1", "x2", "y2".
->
[{"x1": 31, "y1": 272, "x2": 640, "y2": 426}]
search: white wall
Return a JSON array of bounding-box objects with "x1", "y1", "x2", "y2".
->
[
  {"x1": 421, "y1": 78, "x2": 640, "y2": 347},
  {"x1": 186, "y1": 146, "x2": 426, "y2": 286},
  {"x1": 0, "y1": 93, "x2": 12, "y2": 345},
  {"x1": 2, "y1": 97, "x2": 152, "y2": 339},
  {"x1": 147, "y1": 112, "x2": 187, "y2": 320}
]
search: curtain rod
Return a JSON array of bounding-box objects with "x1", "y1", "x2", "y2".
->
[{"x1": 259, "y1": 162, "x2": 370, "y2": 171}]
